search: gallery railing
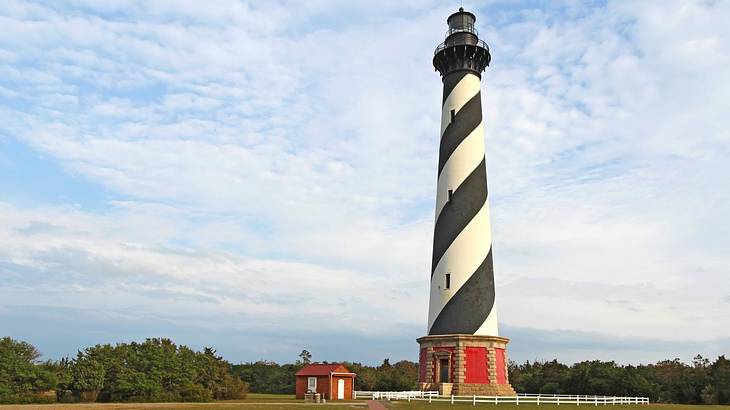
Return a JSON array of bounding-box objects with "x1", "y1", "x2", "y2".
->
[{"x1": 434, "y1": 39, "x2": 490, "y2": 55}]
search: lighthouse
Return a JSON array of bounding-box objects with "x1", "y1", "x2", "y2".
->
[{"x1": 417, "y1": 8, "x2": 516, "y2": 396}]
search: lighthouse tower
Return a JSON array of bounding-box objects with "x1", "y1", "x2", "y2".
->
[{"x1": 417, "y1": 8, "x2": 516, "y2": 396}]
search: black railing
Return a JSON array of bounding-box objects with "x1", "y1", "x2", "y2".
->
[{"x1": 434, "y1": 39, "x2": 489, "y2": 56}]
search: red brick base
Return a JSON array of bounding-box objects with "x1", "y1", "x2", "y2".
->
[{"x1": 417, "y1": 334, "x2": 517, "y2": 396}]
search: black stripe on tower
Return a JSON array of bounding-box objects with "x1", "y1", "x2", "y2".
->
[
  {"x1": 431, "y1": 158, "x2": 488, "y2": 275},
  {"x1": 441, "y1": 71, "x2": 469, "y2": 104},
  {"x1": 429, "y1": 248, "x2": 496, "y2": 335},
  {"x1": 438, "y1": 91, "x2": 482, "y2": 174}
]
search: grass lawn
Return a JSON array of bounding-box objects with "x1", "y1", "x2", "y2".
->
[
  {"x1": 0, "y1": 403, "x2": 365, "y2": 410},
  {"x1": 0, "y1": 393, "x2": 367, "y2": 409},
  {"x1": 2, "y1": 401, "x2": 730, "y2": 410},
  {"x1": 243, "y1": 393, "x2": 297, "y2": 401},
  {"x1": 389, "y1": 403, "x2": 730, "y2": 410}
]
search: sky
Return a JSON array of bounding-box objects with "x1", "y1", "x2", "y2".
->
[{"x1": 0, "y1": 0, "x2": 729, "y2": 366}]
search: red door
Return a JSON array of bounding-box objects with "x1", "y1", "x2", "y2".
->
[{"x1": 465, "y1": 347, "x2": 488, "y2": 383}]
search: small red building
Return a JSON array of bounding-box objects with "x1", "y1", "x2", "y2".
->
[{"x1": 295, "y1": 363, "x2": 355, "y2": 400}]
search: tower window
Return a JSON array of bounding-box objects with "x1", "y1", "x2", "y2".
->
[
  {"x1": 447, "y1": 189, "x2": 453, "y2": 202},
  {"x1": 450, "y1": 109, "x2": 456, "y2": 122},
  {"x1": 445, "y1": 273, "x2": 451, "y2": 289}
]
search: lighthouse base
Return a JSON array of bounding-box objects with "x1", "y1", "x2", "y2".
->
[{"x1": 416, "y1": 334, "x2": 517, "y2": 396}]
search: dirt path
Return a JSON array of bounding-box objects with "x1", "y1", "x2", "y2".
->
[{"x1": 366, "y1": 401, "x2": 389, "y2": 410}]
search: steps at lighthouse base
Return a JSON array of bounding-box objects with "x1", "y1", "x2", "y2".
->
[
  {"x1": 420, "y1": 382, "x2": 516, "y2": 396},
  {"x1": 453, "y1": 383, "x2": 517, "y2": 396}
]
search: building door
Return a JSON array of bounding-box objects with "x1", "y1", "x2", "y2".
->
[
  {"x1": 337, "y1": 378, "x2": 345, "y2": 399},
  {"x1": 439, "y1": 358, "x2": 449, "y2": 383},
  {"x1": 307, "y1": 377, "x2": 317, "y2": 392}
]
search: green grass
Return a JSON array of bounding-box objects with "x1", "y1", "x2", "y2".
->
[
  {"x1": 0, "y1": 393, "x2": 369, "y2": 409},
  {"x1": 2, "y1": 401, "x2": 728, "y2": 410},
  {"x1": 389, "y1": 403, "x2": 730, "y2": 410},
  {"x1": 243, "y1": 393, "x2": 297, "y2": 401},
  {"x1": 0, "y1": 402, "x2": 365, "y2": 409}
]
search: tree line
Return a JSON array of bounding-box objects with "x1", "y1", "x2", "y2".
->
[
  {"x1": 232, "y1": 352, "x2": 418, "y2": 393},
  {"x1": 509, "y1": 356, "x2": 730, "y2": 404},
  {"x1": 0, "y1": 337, "x2": 247, "y2": 404},
  {"x1": 235, "y1": 353, "x2": 730, "y2": 404},
  {"x1": 2, "y1": 336, "x2": 729, "y2": 404}
]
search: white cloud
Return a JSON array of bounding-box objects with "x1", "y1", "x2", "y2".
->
[
  {"x1": 0, "y1": 202, "x2": 424, "y2": 337},
  {"x1": 0, "y1": 0, "x2": 728, "y2": 362}
]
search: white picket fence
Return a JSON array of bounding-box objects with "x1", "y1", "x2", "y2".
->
[
  {"x1": 354, "y1": 390, "x2": 438, "y2": 400},
  {"x1": 354, "y1": 391, "x2": 649, "y2": 405}
]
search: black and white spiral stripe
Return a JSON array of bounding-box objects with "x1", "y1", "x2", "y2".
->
[{"x1": 427, "y1": 71, "x2": 498, "y2": 336}]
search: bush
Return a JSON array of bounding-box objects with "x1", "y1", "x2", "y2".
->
[
  {"x1": 0, "y1": 337, "x2": 57, "y2": 404},
  {"x1": 213, "y1": 374, "x2": 248, "y2": 400},
  {"x1": 180, "y1": 383, "x2": 212, "y2": 402},
  {"x1": 56, "y1": 389, "x2": 76, "y2": 403}
]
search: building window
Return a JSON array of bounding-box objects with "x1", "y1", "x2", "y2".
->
[
  {"x1": 447, "y1": 189, "x2": 453, "y2": 202},
  {"x1": 450, "y1": 109, "x2": 456, "y2": 122},
  {"x1": 445, "y1": 273, "x2": 451, "y2": 289}
]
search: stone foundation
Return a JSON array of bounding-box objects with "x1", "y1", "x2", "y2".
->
[{"x1": 417, "y1": 334, "x2": 516, "y2": 396}]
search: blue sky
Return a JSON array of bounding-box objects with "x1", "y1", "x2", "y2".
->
[{"x1": 1, "y1": 0, "x2": 729, "y2": 366}]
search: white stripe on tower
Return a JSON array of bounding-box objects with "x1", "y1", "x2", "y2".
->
[
  {"x1": 428, "y1": 201, "x2": 493, "y2": 331},
  {"x1": 439, "y1": 74, "x2": 480, "y2": 137},
  {"x1": 434, "y1": 122, "x2": 484, "y2": 218},
  {"x1": 427, "y1": 72, "x2": 498, "y2": 336}
]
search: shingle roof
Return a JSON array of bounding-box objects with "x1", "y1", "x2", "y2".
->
[{"x1": 295, "y1": 363, "x2": 353, "y2": 376}]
